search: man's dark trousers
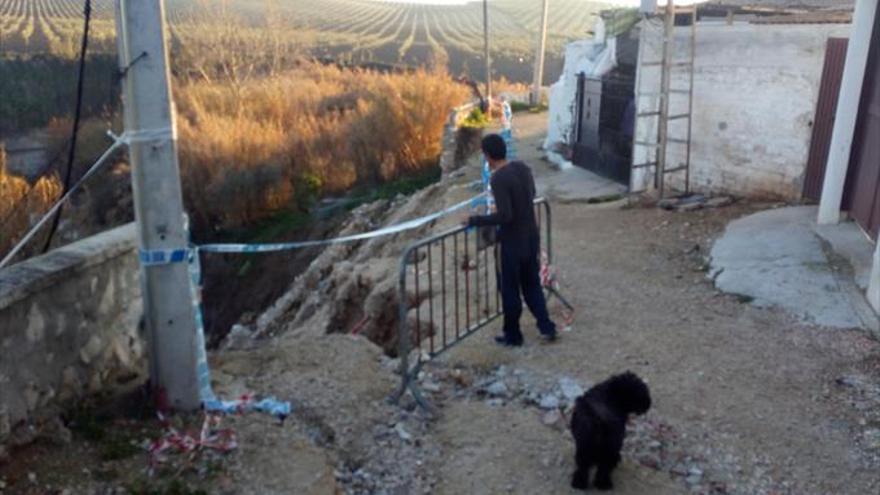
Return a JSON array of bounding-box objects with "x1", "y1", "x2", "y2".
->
[{"x1": 498, "y1": 233, "x2": 556, "y2": 344}]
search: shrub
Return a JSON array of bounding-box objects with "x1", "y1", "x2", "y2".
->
[
  {"x1": 459, "y1": 107, "x2": 490, "y2": 129},
  {"x1": 0, "y1": 145, "x2": 63, "y2": 259},
  {"x1": 174, "y1": 62, "x2": 469, "y2": 236}
]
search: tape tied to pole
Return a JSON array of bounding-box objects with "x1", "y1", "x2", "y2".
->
[
  {"x1": 112, "y1": 126, "x2": 176, "y2": 145},
  {"x1": 0, "y1": 126, "x2": 183, "y2": 270},
  {"x1": 139, "y1": 248, "x2": 188, "y2": 266},
  {"x1": 136, "y1": 193, "x2": 488, "y2": 419}
]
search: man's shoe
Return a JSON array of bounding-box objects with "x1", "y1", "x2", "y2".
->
[
  {"x1": 540, "y1": 332, "x2": 557, "y2": 344},
  {"x1": 494, "y1": 335, "x2": 523, "y2": 347}
]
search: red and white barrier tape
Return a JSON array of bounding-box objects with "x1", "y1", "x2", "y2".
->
[
  {"x1": 540, "y1": 251, "x2": 575, "y2": 330},
  {"x1": 148, "y1": 412, "x2": 238, "y2": 473}
]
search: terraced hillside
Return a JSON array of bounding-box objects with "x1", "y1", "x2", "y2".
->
[{"x1": 0, "y1": 0, "x2": 614, "y2": 82}]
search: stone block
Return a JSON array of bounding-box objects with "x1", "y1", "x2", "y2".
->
[
  {"x1": 0, "y1": 224, "x2": 146, "y2": 448},
  {"x1": 79, "y1": 335, "x2": 105, "y2": 365},
  {"x1": 24, "y1": 305, "x2": 45, "y2": 343}
]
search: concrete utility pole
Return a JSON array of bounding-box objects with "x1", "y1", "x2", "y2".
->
[
  {"x1": 483, "y1": 0, "x2": 492, "y2": 107},
  {"x1": 531, "y1": 0, "x2": 550, "y2": 106},
  {"x1": 114, "y1": 0, "x2": 201, "y2": 410}
]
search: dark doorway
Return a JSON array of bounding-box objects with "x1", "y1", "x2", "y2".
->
[
  {"x1": 803, "y1": 38, "x2": 848, "y2": 202},
  {"x1": 843, "y1": 7, "x2": 880, "y2": 239},
  {"x1": 572, "y1": 73, "x2": 603, "y2": 173},
  {"x1": 570, "y1": 32, "x2": 638, "y2": 186}
]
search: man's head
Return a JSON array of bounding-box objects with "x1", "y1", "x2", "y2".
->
[{"x1": 481, "y1": 134, "x2": 508, "y2": 170}]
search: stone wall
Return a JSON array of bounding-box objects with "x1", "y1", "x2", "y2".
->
[
  {"x1": 0, "y1": 223, "x2": 144, "y2": 448},
  {"x1": 632, "y1": 22, "x2": 851, "y2": 199}
]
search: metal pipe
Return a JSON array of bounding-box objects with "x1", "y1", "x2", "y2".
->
[
  {"x1": 427, "y1": 244, "x2": 434, "y2": 354},
  {"x1": 465, "y1": 229, "x2": 471, "y2": 330},
  {"x1": 415, "y1": 246, "x2": 421, "y2": 348},
  {"x1": 441, "y1": 237, "x2": 447, "y2": 348},
  {"x1": 454, "y1": 232, "x2": 460, "y2": 339}
]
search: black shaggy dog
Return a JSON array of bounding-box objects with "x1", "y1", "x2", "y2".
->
[{"x1": 569, "y1": 371, "x2": 652, "y2": 491}]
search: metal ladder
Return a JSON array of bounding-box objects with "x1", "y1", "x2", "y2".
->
[{"x1": 631, "y1": 1, "x2": 697, "y2": 198}]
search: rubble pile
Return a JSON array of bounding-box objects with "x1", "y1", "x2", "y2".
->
[
  {"x1": 221, "y1": 180, "x2": 460, "y2": 355},
  {"x1": 415, "y1": 363, "x2": 732, "y2": 493},
  {"x1": 836, "y1": 374, "x2": 880, "y2": 459},
  {"x1": 658, "y1": 194, "x2": 735, "y2": 212}
]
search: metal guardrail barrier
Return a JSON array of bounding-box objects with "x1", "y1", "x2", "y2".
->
[{"x1": 391, "y1": 198, "x2": 552, "y2": 410}]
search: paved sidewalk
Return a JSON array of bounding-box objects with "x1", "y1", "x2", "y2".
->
[{"x1": 710, "y1": 205, "x2": 878, "y2": 331}]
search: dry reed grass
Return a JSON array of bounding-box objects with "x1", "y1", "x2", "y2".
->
[
  {"x1": 0, "y1": 145, "x2": 62, "y2": 257},
  {"x1": 175, "y1": 62, "x2": 469, "y2": 233}
]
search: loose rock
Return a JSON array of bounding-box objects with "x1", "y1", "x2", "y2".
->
[
  {"x1": 558, "y1": 377, "x2": 584, "y2": 403},
  {"x1": 394, "y1": 423, "x2": 413, "y2": 442},
  {"x1": 486, "y1": 381, "x2": 509, "y2": 398},
  {"x1": 539, "y1": 395, "x2": 560, "y2": 410}
]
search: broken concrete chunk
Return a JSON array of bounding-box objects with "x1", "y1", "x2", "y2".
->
[
  {"x1": 541, "y1": 410, "x2": 561, "y2": 426},
  {"x1": 539, "y1": 394, "x2": 560, "y2": 410},
  {"x1": 486, "y1": 381, "x2": 509, "y2": 398},
  {"x1": 705, "y1": 196, "x2": 734, "y2": 208},
  {"x1": 394, "y1": 423, "x2": 412, "y2": 442},
  {"x1": 558, "y1": 377, "x2": 584, "y2": 403},
  {"x1": 486, "y1": 398, "x2": 505, "y2": 407}
]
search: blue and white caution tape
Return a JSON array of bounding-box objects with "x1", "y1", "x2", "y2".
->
[
  {"x1": 198, "y1": 194, "x2": 484, "y2": 254},
  {"x1": 139, "y1": 192, "x2": 487, "y2": 418},
  {"x1": 501, "y1": 101, "x2": 517, "y2": 159},
  {"x1": 188, "y1": 245, "x2": 290, "y2": 417},
  {"x1": 477, "y1": 101, "x2": 515, "y2": 215},
  {"x1": 140, "y1": 248, "x2": 188, "y2": 266},
  {"x1": 481, "y1": 157, "x2": 493, "y2": 214},
  {"x1": 501, "y1": 128, "x2": 517, "y2": 159}
]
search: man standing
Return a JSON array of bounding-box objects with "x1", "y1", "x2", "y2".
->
[{"x1": 468, "y1": 134, "x2": 557, "y2": 346}]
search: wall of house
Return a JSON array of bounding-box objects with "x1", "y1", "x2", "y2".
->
[
  {"x1": 0, "y1": 224, "x2": 145, "y2": 448},
  {"x1": 632, "y1": 22, "x2": 851, "y2": 199}
]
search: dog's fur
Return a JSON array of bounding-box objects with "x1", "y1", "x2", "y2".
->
[{"x1": 569, "y1": 371, "x2": 652, "y2": 490}]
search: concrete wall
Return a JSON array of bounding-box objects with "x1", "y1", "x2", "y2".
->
[
  {"x1": 632, "y1": 22, "x2": 851, "y2": 199},
  {"x1": 0, "y1": 224, "x2": 145, "y2": 447}
]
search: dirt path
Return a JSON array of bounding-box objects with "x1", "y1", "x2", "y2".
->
[
  {"x1": 426, "y1": 199, "x2": 880, "y2": 494},
  {"x1": 417, "y1": 112, "x2": 880, "y2": 494}
]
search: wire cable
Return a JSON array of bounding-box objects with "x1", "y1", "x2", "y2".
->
[{"x1": 41, "y1": 0, "x2": 92, "y2": 254}]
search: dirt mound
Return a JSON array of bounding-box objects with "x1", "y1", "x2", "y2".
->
[
  {"x1": 209, "y1": 332, "x2": 438, "y2": 494},
  {"x1": 224, "y1": 170, "x2": 479, "y2": 356}
]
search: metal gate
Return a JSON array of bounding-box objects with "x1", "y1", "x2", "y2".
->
[
  {"x1": 844, "y1": 10, "x2": 880, "y2": 239},
  {"x1": 803, "y1": 38, "x2": 848, "y2": 202},
  {"x1": 391, "y1": 199, "x2": 553, "y2": 409}
]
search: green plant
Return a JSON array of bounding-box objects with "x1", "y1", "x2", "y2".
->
[
  {"x1": 459, "y1": 108, "x2": 490, "y2": 129},
  {"x1": 509, "y1": 101, "x2": 548, "y2": 114}
]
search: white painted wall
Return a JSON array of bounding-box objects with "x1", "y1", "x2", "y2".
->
[
  {"x1": 544, "y1": 19, "x2": 617, "y2": 160},
  {"x1": 633, "y1": 22, "x2": 851, "y2": 199}
]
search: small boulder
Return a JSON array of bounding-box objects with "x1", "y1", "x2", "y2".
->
[
  {"x1": 558, "y1": 377, "x2": 584, "y2": 403},
  {"x1": 539, "y1": 395, "x2": 560, "y2": 410},
  {"x1": 486, "y1": 381, "x2": 509, "y2": 398}
]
